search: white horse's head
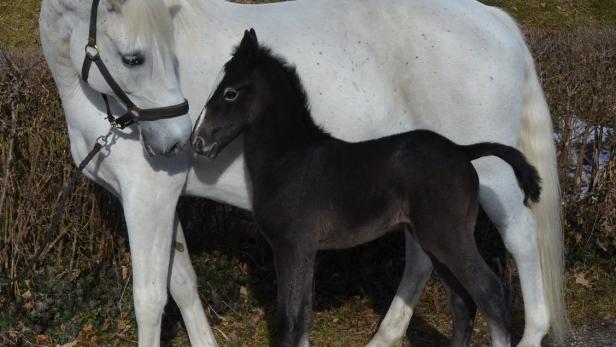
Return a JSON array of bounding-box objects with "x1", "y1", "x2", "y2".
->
[{"x1": 63, "y1": 0, "x2": 191, "y2": 156}]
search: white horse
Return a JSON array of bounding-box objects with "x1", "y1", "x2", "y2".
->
[{"x1": 39, "y1": 0, "x2": 566, "y2": 346}]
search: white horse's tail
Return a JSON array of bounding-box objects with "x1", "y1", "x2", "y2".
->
[
  {"x1": 518, "y1": 31, "x2": 570, "y2": 346},
  {"x1": 487, "y1": 8, "x2": 569, "y2": 343},
  {"x1": 519, "y1": 48, "x2": 569, "y2": 343}
]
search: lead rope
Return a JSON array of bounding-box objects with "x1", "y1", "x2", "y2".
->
[{"x1": 0, "y1": 129, "x2": 114, "y2": 285}]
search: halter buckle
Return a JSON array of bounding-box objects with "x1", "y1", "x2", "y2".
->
[{"x1": 127, "y1": 106, "x2": 141, "y2": 119}]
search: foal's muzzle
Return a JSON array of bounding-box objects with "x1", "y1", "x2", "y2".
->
[{"x1": 192, "y1": 136, "x2": 220, "y2": 159}]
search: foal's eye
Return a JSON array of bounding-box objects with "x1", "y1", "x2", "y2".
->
[
  {"x1": 223, "y1": 87, "x2": 239, "y2": 102},
  {"x1": 122, "y1": 53, "x2": 145, "y2": 67}
]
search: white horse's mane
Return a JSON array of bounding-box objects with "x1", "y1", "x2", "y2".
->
[
  {"x1": 119, "y1": 0, "x2": 175, "y2": 55},
  {"x1": 164, "y1": 0, "x2": 213, "y2": 40}
]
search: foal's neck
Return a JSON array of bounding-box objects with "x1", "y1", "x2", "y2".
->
[{"x1": 243, "y1": 60, "x2": 331, "y2": 172}]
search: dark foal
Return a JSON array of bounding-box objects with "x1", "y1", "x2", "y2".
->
[{"x1": 192, "y1": 29, "x2": 541, "y2": 347}]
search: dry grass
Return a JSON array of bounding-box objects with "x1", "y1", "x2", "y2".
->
[{"x1": 527, "y1": 28, "x2": 616, "y2": 268}]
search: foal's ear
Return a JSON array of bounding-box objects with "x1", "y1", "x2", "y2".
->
[
  {"x1": 237, "y1": 28, "x2": 259, "y2": 63},
  {"x1": 248, "y1": 28, "x2": 258, "y2": 46},
  {"x1": 240, "y1": 28, "x2": 258, "y2": 50}
]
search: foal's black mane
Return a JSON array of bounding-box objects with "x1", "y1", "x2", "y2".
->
[{"x1": 229, "y1": 44, "x2": 332, "y2": 142}]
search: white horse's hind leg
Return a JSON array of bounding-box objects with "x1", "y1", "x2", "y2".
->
[
  {"x1": 169, "y1": 215, "x2": 218, "y2": 347},
  {"x1": 366, "y1": 231, "x2": 432, "y2": 347},
  {"x1": 474, "y1": 158, "x2": 549, "y2": 347},
  {"x1": 122, "y1": 187, "x2": 181, "y2": 347}
]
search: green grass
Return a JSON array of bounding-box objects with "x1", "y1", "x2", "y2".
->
[
  {"x1": 482, "y1": 0, "x2": 616, "y2": 29},
  {"x1": 0, "y1": 0, "x2": 40, "y2": 48}
]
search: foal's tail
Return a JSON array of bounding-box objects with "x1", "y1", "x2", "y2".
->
[{"x1": 461, "y1": 142, "x2": 541, "y2": 206}]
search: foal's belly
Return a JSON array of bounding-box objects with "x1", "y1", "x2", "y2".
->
[
  {"x1": 318, "y1": 222, "x2": 409, "y2": 250},
  {"x1": 317, "y1": 206, "x2": 411, "y2": 250}
]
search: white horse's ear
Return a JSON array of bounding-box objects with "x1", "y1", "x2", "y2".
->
[
  {"x1": 168, "y1": 4, "x2": 181, "y2": 20},
  {"x1": 105, "y1": 0, "x2": 127, "y2": 12},
  {"x1": 161, "y1": 0, "x2": 182, "y2": 20},
  {"x1": 162, "y1": 0, "x2": 182, "y2": 8}
]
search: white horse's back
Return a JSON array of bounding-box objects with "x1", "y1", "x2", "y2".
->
[{"x1": 183, "y1": 0, "x2": 528, "y2": 194}]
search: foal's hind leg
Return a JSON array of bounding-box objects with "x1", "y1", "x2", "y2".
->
[
  {"x1": 413, "y1": 196, "x2": 511, "y2": 347},
  {"x1": 430, "y1": 256, "x2": 478, "y2": 347},
  {"x1": 366, "y1": 230, "x2": 432, "y2": 347},
  {"x1": 423, "y1": 238, "x2": 511, "y2": 347},
  {"x1": 367, "y1": 231, "x2": 479, "y2": 347}
]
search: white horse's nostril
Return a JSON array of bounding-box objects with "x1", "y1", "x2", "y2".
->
[{"x1": 166, "y1": 141, "x2": 184, "y2": 156}]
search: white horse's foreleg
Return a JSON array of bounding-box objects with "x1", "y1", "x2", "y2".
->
[
  {"x1": 366, "y1": 231, "x2": 432, "y2": 347},
  {"x1": 298, "y1": 332, "x2": 310, "y2": 347},
  {"x1": 475, "y1": 159, "x2": 549, "y2": 347},
  {"x1": 123, "y1": 187, "x2": 180, "y2": 347},
  {"x1": 169, "y1": 215, "x2": 218, "y2": 347}
]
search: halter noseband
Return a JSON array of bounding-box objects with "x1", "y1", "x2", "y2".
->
[{"x1": 81, "y1": 0, "x2": 188, "y2": 128}]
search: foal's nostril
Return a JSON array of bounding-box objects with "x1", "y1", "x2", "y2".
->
[{"x1": 192, "y1": 136, "x2": 206, "y2": 154}]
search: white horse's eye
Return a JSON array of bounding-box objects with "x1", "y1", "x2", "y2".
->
[
  {"x1": 223, "y1": 87, "x2": 239, "y2": 102},
  {"x1": 122, "y1": 53, "x2": 145, "y2": 67}
]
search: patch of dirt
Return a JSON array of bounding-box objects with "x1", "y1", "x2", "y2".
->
[
  {"x1": 545, "y1": 320, "x2": 616, "y2": 347},
  {"x1": 406, "y1": 320, "x2": 616, "y2": 347}
]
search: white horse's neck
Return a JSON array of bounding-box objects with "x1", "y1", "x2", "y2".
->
[{"x1": 40, "y1": 0, "x2": 82, "y2": 98}]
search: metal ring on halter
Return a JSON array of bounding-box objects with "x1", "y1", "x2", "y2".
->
[
  {"x1": 96, "y1": 129, "x2": 114, "y2": 145},
  {"x1": 84, "y1": 44, "x2": 99, "y2": 60}
]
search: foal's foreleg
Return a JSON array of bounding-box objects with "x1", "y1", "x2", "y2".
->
[
  {"x1": 366, "y1": 231, "x2": 432, "y2": 347},
  {"x1": 273, "y1": 243, "x2": 317, "y2": 347},
  {"x1": 168, "y1": 215, "x2": 218, "y2": 346}
]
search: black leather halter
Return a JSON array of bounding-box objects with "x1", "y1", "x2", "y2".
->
[{"x1": 81, "y1": 0, "x2": 188, "y2": 128}]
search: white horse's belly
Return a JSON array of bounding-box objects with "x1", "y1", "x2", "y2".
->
[{"x1": 181, "y1": 0, "x2": 528, "y2": 207}]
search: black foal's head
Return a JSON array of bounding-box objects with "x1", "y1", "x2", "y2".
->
[
  {"x1": 191, "y1": 29, "x2": 261, "y2": 158},
  {"x1": 192, "y1": 29, "x2": 313, "y2": 158}
]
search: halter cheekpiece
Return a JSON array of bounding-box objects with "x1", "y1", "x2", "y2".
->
[{"x1": 81, "y1": 0, "x2": 189, "y2": 128}]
